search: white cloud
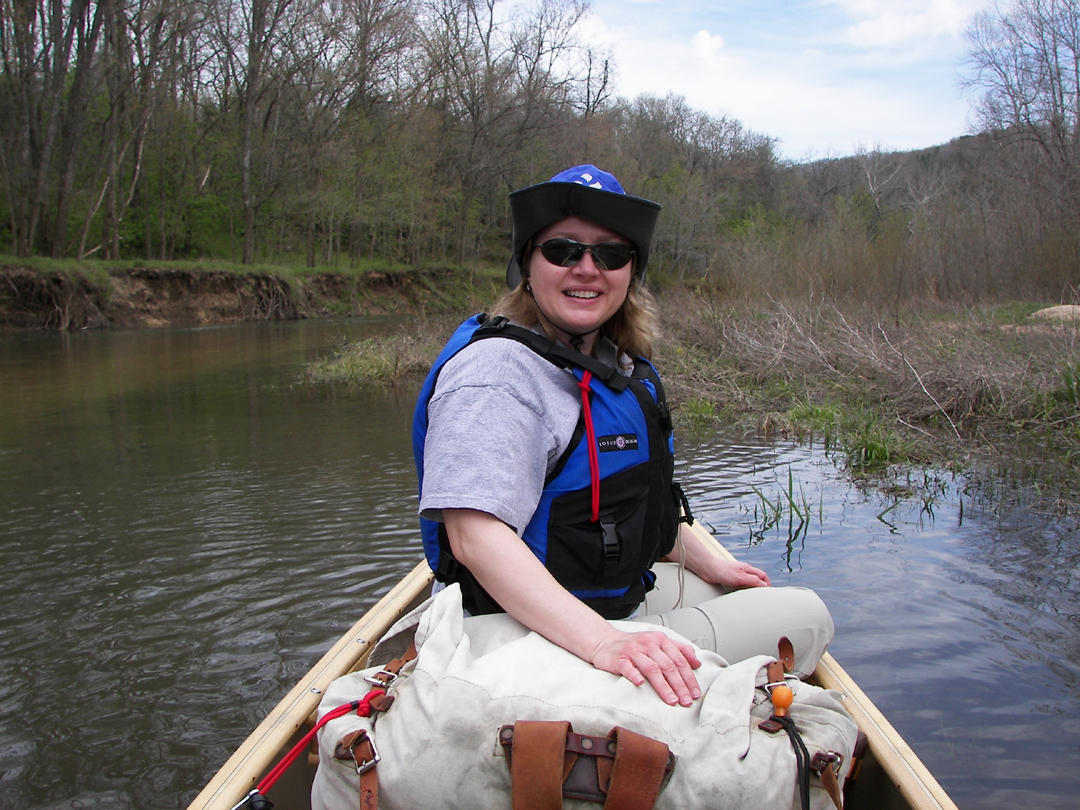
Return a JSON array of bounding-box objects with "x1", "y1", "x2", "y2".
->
[
  {"x1": 580, "y1": 0, "x2": 998, "y2": 159},
  {"x1": 820, "y1": 0, "x2": 992, "y2": 46},
  {"x1": 690, "y1": 29, "x2": 726, "y2": 57}
]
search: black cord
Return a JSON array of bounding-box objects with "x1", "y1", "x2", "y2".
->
[{"x1": 776, "y1": 715, "x2": 811, "y2": 810}]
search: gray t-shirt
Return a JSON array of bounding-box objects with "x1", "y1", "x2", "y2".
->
[{"x1": 418, "y1": 332, "x2": 629, "y2": 535}]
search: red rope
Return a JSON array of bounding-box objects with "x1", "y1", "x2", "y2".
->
[
  {"x1": 254, "y1": 688, "x2": 384, "y2": 795},
  {"x1": 578, "y1": 370, "x2": 600, "y2": 522}
]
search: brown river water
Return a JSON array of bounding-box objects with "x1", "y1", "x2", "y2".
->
[{"x1": 0, "y1": 319, "x2": 1077, "y2": 808}]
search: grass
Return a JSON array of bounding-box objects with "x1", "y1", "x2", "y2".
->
[
  {"x1": 0, "y1": 252, "x2": 492, "y2": 283},
  {"x1": 1, "y1": 255, "x2": 505, "y2": 329},
  {"x1": 652, "y1": 289, "x2": 1079, "y2": 511},
  {"x1": 305, "y1": 331, "x2": 446, "y2": 388},
  {"x1": 0, "y1": 254, "x2": 114, "y2": 288},
  {"x1": 746, "y1": 466, "x2": 820, "y2": 549}
]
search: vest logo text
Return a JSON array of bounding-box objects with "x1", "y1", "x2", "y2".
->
[{"x1": 597, "y1": 434, "x2": 639, "y2": 452}]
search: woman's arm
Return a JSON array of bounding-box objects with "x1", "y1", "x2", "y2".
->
[
  {"x1": 444, "y1": 508, "x2": 703, "y2": 707},
  {"x1": 661, "y1": 521, "x2": 771, "y2": 588}
]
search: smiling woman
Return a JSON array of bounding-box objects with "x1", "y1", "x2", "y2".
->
[
  {"x1": 524, "y1": 216, "x2": 634, "y2": 354},
  {"x1": 412, "y1": 164, "x2": 836, "y2": 710}
]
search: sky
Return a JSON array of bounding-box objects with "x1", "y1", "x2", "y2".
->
[{"x1": 581, "y1": 0, "x2": 1000, "y2": 161}]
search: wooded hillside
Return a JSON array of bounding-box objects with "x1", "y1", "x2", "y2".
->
[{"x1": 1, "y1": 0, "x2": 1076, "y2": 306}]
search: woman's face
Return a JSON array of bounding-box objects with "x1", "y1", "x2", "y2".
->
[{"x1": 525, "y1": 216, "x2": 633, "y2": 352}]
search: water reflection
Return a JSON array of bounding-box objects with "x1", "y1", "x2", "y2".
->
[
  {"x1": 0, "y1": 321, "x2": 1077, "y2": 808},
  {"x1": 678, "y1": 436, "x2": 1080, "y2": 807}
]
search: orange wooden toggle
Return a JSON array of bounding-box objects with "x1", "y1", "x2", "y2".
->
[{"x1": 771, "y1": 684, "x2": 793, "y2": 717}]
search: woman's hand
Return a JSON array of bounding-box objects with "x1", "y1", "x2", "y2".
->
[
  {"x1": 668, "y1": 523, "x2": 771, "y2": 588},
  {"x1": 712, "y1": 558, "x2": 770, "y2": 589},
  {"x1": 588, "y1": 627, "x2": 702, "y2": 707}
]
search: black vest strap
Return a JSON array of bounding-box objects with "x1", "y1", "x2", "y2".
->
[{"x1": 471, "y1": 315, "x2": 633, "y2": 392}]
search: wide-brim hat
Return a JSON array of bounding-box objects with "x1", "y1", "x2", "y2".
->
[{"x1": 505, "y1": 164, "x2": 662, "y2": 288}]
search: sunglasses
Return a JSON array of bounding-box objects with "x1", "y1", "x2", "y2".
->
[{"x1": 535, "y1": 238, "x2": 635, "y2": 271}]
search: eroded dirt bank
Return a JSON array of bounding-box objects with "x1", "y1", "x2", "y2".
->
[{"x1": 0, "y1": 265, "x2": 456, "y2": 330}]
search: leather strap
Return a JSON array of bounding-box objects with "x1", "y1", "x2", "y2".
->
[
  {"x1": 509, "y1": 721, "x2": 569, "y2": 810},
  {"x1": 777, "y1": 636, "x2": 795, "y2": 672},
  {"x1": 818, "y1": 763, "x2": 844, "y2": 810},
  {"x1": 330, "y1": 643, "x2": 418, "y2": 810},
  {"x1": 364, "y1": 642, "x2": 417, "y2": 689},
  {"x1": 599, "y1": 727, "x2": 671, "y2": 809},
  {"x1": 502, "y1": 721, "x2": 672, "y2": 810},
  {"x1": 811, "y1": 752, "x2": 845, "y2": 810},
  {"x1": 334, "y1": 729, "x2": 380, "y2": 810}
]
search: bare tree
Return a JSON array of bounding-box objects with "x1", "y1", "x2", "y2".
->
[
  {"x1": 964, "y1": 0, "x2": 1080, "y2": 227},
  {"x1": 295, "y1": 0, "x2": 418, "y2": 266},
  {"x1": 205, "y1": 0, "x2": 332, "y2": 263},
  {"x1": 415, "y1": 0, "x2": 591, "y2": 259},
  {"x1": 0, "y1": 0, "x2": 107, "y2": 256},
  {"x1": 75, "y1": 0, "x2": 197, "y2": 259}
]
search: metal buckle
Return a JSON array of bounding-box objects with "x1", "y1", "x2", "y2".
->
[
  {"x1": 364, "y1": 669, "x2": 397, "y2": 688},
  {"x1": 811, "y1": 750, "x2": 844, "y2": 775},
  {"x1": 348, "y1": 730, "x2": 381, "y2": 775}
]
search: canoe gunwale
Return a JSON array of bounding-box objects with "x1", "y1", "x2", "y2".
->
[{"x1": 187, "y1": 561, "x2": 433, "y2": 809}]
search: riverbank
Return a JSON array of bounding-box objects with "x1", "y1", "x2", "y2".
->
[
  {"x1": 0, "y1": 260, "x2": 496, "y2": 330},
  {"x1": 5, "y1": 261, "x2": 1078, "y2": 512}
]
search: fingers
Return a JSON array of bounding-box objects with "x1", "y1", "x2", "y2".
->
[
  {"x1": 634, "y1": 638, "x2": 702, "y2": 707},
  {"x1": 739, "y1": 561, "x2": 770, "y2": 587},
  {"x1": 601, "y1": 631, "x2": 702, "y2": 707},
  {"x1": 719, "y1": 559, "x2": 770, "y2": 588}
]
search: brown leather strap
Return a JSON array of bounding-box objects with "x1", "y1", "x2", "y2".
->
[
  {"x1": 509, "y1": 721, "x2": 569, "y2": 810},
  {"x1": 334, "y1": 729, "x2": 380, "y2": 810},
  {"x1": 843, "y1": 731, "x2": 869, "y2": 800},
  {"x1": 330, "y1": 643, "x2": 418, "y2": 810},
  {"x1": 502, "y1": 722, "x2": 672, "y2": 810},
  {"x1": 811, "y1": 751, "x2": 845, "y2": 810},
  {"x1": 365, "y1": 642, "x2": 417, "y2": 688},
  {"x1": 777, "y1": 636, "x2": 795, "y2": 671},
  {"x1": 359, "y1": 759, "x2": 378, "y2": 810},
  {"x1": 818, "y1": 763, "x2": 844, "y2": 809},
  {"x1": 600, "y1": 727, "x2": 671, "y2": 810}
]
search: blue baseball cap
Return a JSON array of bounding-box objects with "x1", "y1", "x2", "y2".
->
[{"x1": 506, "y1": 164, "x2": 661, "y2": 288}]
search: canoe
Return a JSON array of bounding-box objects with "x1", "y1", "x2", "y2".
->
[{"x1": 188, "y1": 522, "x2": 958, "y2": 810}]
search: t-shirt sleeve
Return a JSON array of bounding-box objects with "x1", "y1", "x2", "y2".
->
[{"x1": 418, "y1": 340, "x2": 576, "y2": 534}]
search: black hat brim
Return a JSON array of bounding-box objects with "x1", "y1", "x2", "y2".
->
[{"x1": 506, "y1": 181, "x2": 661, "y2": 287}]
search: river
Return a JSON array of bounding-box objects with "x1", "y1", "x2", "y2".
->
[{"x1": 0, "y1": 319, "x2": 1077, "y2": 808}]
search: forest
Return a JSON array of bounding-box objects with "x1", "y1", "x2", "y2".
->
[{"x1": 1, "y1": 0, "x2": 1077, "y2": 308}]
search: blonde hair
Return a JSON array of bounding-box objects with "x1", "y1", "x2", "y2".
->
[{"x1": 493, "y1": 277, "x2": 660, "y2": 360}]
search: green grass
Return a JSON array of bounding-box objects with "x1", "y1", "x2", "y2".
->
[
  {"x1": 676, "y1": 396, "x2": 719, "y2": 431},
  {"x1": 1053, "y1": 360, "x2": 1080, "y2": 410},
  {"x1": 786, "y1": 401, "x2": 842, "y2": 436},
  {"x1": 306, "y1": 338, "x2": 405, "y2": 386},
  {"x1": 0, "y1": 252, "x2": 490, "y2": 282},
  {"x1": 304, "y1": 332, "x2": 444, "y2": 387},
  {"x1": 983, "y1": 300, "x2": 1048, "y2": 325}
]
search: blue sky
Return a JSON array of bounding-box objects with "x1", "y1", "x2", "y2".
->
[{"x1": 581, "y1": 0, "x2": 999, "y2": 160}]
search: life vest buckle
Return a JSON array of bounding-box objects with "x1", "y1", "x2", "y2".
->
[{"x1": 601, "y1": 519, "x2": 620, "y2": 572}]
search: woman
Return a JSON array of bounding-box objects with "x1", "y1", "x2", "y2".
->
[{"x1": 413, "y1": 165, "x2": 832, "y2": 708}]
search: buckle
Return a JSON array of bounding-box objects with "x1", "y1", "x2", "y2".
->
[
  {"x1": 364, "y1": 669, "x2": 398, "y2": 688},
  {"x1": 810, "y1": 750, "x2": 844, "y2": 775},
  {"x1": 601, "y1": 520, "x2": 620, "y2": 560},
  {"x1": 348, "y1": 729, "x2": 381, "y2": 775}
]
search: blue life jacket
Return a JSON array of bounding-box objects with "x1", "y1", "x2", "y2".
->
[{"x1": 413, "y1": 314, "x2": 686, "y2": 619}]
